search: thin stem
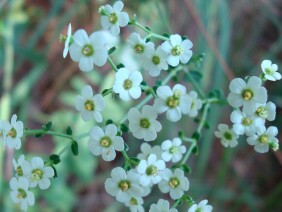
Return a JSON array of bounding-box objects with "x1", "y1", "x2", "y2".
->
[
  {"x1": 107, "y1": 56, "x2": 118, "y2": 72},
  {"x1": 172, "y1": 197, "x2": 183, "y2": 208},
  {"x1": 24, "y1": 129, "x2": 73, "y2": 140},
  {"x1": 57, "y1": 143, "x2": 72, "y2": 156},
  {"x1": 180, "y1": 141, "x2": 196, "y2": 165},
  {"x1": 184, "y1": 69, "x2": 205, "y2": 98},
  {"x1": 121, "y1": 150, "x2": 130, "y2": 162}
]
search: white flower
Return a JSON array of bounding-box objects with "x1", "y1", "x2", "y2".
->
[
  {"x1": 188, "y1": 199, "x2": 213, "y2": 212},
  {"x1": 261, "y1": 60, "x2": 281, "y2": 81},
  {"x1": 137, "y1": 143, "x2": 162, "y2": 160},
  {"x1": 22, "y1": 157, "x2": 54, "y2": 190},
  {"x1": 149, "y1": 199, "x2": 178, "y2": 212},
  {"x1": 105, "y1": 167, "x2": 143, "y2": 203},
  {"x1": 227, "y1": 76, "x2": 267, "y2": 114},
  {"x1": 153, "y1": 84, "x2": 191, "y2": 122},
  {"x1": 136, "y1": 154, "x2": 166, "y2": 186},
  {"x1": 254, "y1": 101, "x2": 276, "y2": 121},
  {"x1": 187, "y1": 91, "x2": 203, "y2": 117},
  {"x1": 0, "y1": 120, "x2": 9, "y2": 147},
  {"x1": 10, "y1": 177, "x2": 35, "y2": 211},
  {"x1": 128, "y1": 105, "x2": 162, "y2": 142},
  {"x1": 88, "y1": 124, "x2": 124, "y2": 161},
  {"x1": 230, "y1": 110, "x2": 264, "y2": 136},
  {"x1": 161, "y1": 34, "x2": 193, "y2": 67},
  {"x1": 124, "y1": 196, "x2": 144, "y2": 212},
  {"x1": 143, "y1": 45, "x2": 168, "y2": 77},
  {"x1": 215, "y1": 124, "x2": 239, "y2": 148},
  {"x1": 247, "y1": 126, "x2": 279, "y2": 153},
  {"x1": 113, "y1": 68, "x2": 143, "y2": 101},
  {"x1": 128, "y1": 32, "x2": 154, "y2": 58},
  {"x1": 4, "y1": 114, "x2": 23, "y2": 150},
  {"x1": 158, "y1": 168, "x2": 189, "y2": 200},
  {"x1": 69, "y1": 29, "x2": 108, "y2": 72},
  {"x1": 13, "y1": 155, "x2": 27, "y2": 178},
  {"x1": 75, "y1": 85, "x2": 105, "y2": 122},
  {"x1": 100, "y1": 1, "x2": 129, "y2": 36},
  {"x1": 161, "y1": 138, "x2": 186, "y2": 163},
  {"x1": 63, "y1": 23, "x2": 72, "y2": 58}
]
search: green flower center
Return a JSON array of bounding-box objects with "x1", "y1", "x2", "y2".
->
[
  {"x1": 100, "y1": 136, "x2": 112, "y2": 147},
  {"x1": 140, "y1": 118, "x2": 150, "y2": 129},
  {"x1": 84, "y1": 100, "x2": 95, "y2": 111},
  {"x1": 265, "y1": 68, "x2": 273, "y2": 75},
  {"x1": 223, "y1": 131, "x2": 233, "y2": 140},
  {"x1": 130, "y1": 197, "x2": 138, "y2": 205},
  {"x1": 152, "y1": 56, "x2": 160, "y2": 65},
  {"x1": 31, "y1": 168, "x2": 44, "y2": 181},
  {"x1": 82, "y1": 44, "x2": 94, "y2": 56},
  {"x1": 256, "y1": 106, "x2": 268, "y2": 119},
  {"x1": 123, "y1": 79, "x2": 133, "y2": 90},
  {"x1": 241, "y1": 89, "x2": 253, "y2": 101},
  {"x1": 118, "y1": 180, "x2": 131, "y2": 192},
  {"x1": 169, "y1": 146, "x2": 179, "y2": 154},
  {"x1": 17, "y1": 188, "x2": 27, "y2": 199},
  {"x1": 166, "y1": 96, "x2": 180, "y2": 108},
  {"x1": 258, "y1": 134, "x2": 269, "y2": 144},
  {"x1": 195, "y1": 208, "x2": 203, "y2": 212},
  {"x1": 16, "y1": 166, "x2": 23, "y2": 177},
  {"x1": 146, "y1": 165, "x2": 158, "y2": 176},
  {"x1": 134, "y1": 44, "x2": 144, "y2": 54},
  {"x1": 169, "y1": 177, "x2": 180, "y2": 188},
  {"x1": 109, "y1": 13, "x2": 118, "y2": 24},
  {"x1": 171, "y1": 45, "x2": 184, "y2": 56},
  {"x1": 242, "y1": 117, "x2": 252, "y2": 126},
  {"x1": 8, "y1": 128, "x2": 17, "y2": 138}
]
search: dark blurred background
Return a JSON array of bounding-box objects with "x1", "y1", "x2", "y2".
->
[{"x1": 0, "y1": 0, "x2": 282, "y2": 211}]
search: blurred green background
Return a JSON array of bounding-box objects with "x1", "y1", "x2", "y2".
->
[{"x1": 0, "y1": 0, "x2": 282, "y2": 211}]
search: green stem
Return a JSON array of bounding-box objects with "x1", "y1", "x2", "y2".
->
[
  {"x1": 130, "y1": 20, "x2": 170, "y2": 41},
  {"x1": 121, "y1": 150, "x2": 130, "y2": 161},
  {"x1": 24, "y1": 129, "x2": 73, "y2": 140},
  {"x1": 107, "y1": 56, "x2": 118, "y2": 72},
  {"x1": 180, "y1": 141, "x2": 196, "y2": 165},
  {"x1": 172, "y1": 198, "x2": 183, "y2": 208}
]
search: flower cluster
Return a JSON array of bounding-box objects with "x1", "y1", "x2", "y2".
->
[{"x1": 216, "y1": 60, "x2": 280, "y2": 153}]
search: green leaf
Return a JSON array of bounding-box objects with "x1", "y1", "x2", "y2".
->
[
  {"x1": 116, "y1": 63, "x2": 125, "y2": 69},
  {"x1": 66, "y1": 126, "x2": 72, "y2": 135},
  {"x1": 172, "y1": 75, "x2": 178, "y2": 82},
  {"x1": 204, "y1": 121, "x2": 210, "y2": 129},
  {"x1": 180, "y1": 164, "x2": 191, "y2": 174},
  {"x1": 108, "y1": 47, "x2": 116, "y2": 55},
  {"x1": 120, "y1": 124, "x2": 129, "y2": 133},
  {"x1": 129, "y1": 157, "x2": 140, "y2": 166},
  {"x1": 102, "y1": 88, "x2": 112, "y2": 97},
  {"x1": 181, "y1": 35, "x2": 188, "y2": 40},
  {"x1": 106, "y1": 119, "x2": 114, "y2": 125},
  {"x1": 192, "y1": 132, "x2": 200, "y2": 140},
  {"x1": 145, "y1": 26, "x2": 151, "y2": 31},
  {"x1": 145, "y1": 38, "x2": 151, "y2": 43},
  {"x1": 162, "y1": 32, "x2": 170, "y2": 38},
  {"x1": 71, "y1": 141, "x2": 79, "y2": 156},
  {"x1": 49, "y1": 154, "x2": 61, "y2": 165},
  {"x1": 35, "y1": 133, "x2": 43, "y2": 138},
  {"x1": 51, "y1": 166, "x2": 58, "y2": 178},
  {"x1": 141, "y1": 81, "x2": 147, "y2": 86},
  {"x1": 42, "y1": 121, "x2": 52, "y2": 131},
  {"x1": 178, "y1": 131, "x2": 184, "y2": 138},
  {"x1": 192, "y1": 145, "x2": 199, "y2": 155},
  {"x1": 194, "y1": 117, "x2": 200, "y2": 123}
]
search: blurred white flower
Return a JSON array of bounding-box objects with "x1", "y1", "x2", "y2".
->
[
  {"x1": 100, "y1": 1, "x2": 129, "y2": 36},
  {"x1": 187, "y1": 91, "x2": 203, "y2": 117},
  {"x1": 149, "y1": 199, "x2": 178, "y2": 212},
  {"x1": 75, "y1": 85, "x2": 105, "y2": 122},
  {"x1": 161, "y1": 138, "x2": 186, "y2": 163},
  {"x1": 261, "y1": 60, "x2": 281, "y2": 81},
  {"x1": 161, "y1": 34, "x2": 193, "y2": 67},
  {"x1": 13, "y1": 155, "x2": 27, "y2": 178},
  {"x1": 63, "y1": 23, "x2": 72, "y2": 58},
  {"x1": 215, "y1": 124, "x2": 239, "y2": 148},
  {"x1": 4, "y1": 114, "x2": 23, "y2": 150},
  {"x1": 188, "y1": 199, "x2": 213, "y2": 212},
  {"x1": 124, "y1": 196, "x2": 144, "y2": 212},
  {"x1": 128, "y1": 33, "x2": 154, "y2": 58},
  {"x1": 254, "y1": 101, "x2": 276, "y2": 121},
  {"x1": 88, "y1": 124, "x2": 124, "y2": 161},
  {"x1": 137, "y1": 143, "x2": 162, "y2": 160}
]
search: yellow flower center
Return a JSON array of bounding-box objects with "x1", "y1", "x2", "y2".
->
[
  {"x1": 100, "y1": 136, "x2": 112, "y2": 147},
  {"x1": 146, "y1": 165, "x2": 158, "y2": 176},
  {"x1": 258, "y1": 134, "x2": 269, "y2": 144},
  {"x1": 123, "y1": 79, "x2": 133, "y2": 90},
  {"x1": 134, "y1": 44, "x2": 144, "y2": 54},
  {"x1": 223, "y1": 131, "x2": 233, "y2": 140},
  {"x1": 242, "y1": 89, "x2": 253, "y2": 101},
  {"x1": 16, "y1": 166, "x2": 23, "y2": 177},
  {"x1": 169, "y1": 177, "x2": 180, "y2": 188},
  {"x1": 17, "y1": 188, "x2": 27, "y2": 199},
  {"x1": 109, "y1": 13, "x2": 118, "y2": 24},
  {"x1": 242, "y1": 117, "x2": 252, "y2": 126},
  {"x1": 118, "y1": 180, "x2": 131, "y2": 192},
  {"x1": 152, "y1": 56, "x2": 160, "y2": 65},
  {"x1": 31, "y1": 168, "x2": 44, "y2": 181},
  {"x1": 169, "y1": 146, "x2": 179, "y2": 154},
  {"x1": 130, "y1": 197, "x2": 138, "y2": 205},
  {"x1": 171, "y1": 45, "x2": 183, "y2": 56},
  {"x1": 140, "y1": 118, "x2": 150, "y2": 129},
  {"x1": 82, "y1": 44, "x2": 94, "y2": 56},
  {"x1": 84, "y1": 100, "x2": 95, "y2": 111},
  {"x1": 166, "y1": 96, "x2": 180, "y2": 108},
  {"x1": 8, "y1": 128, "x2": 17, "y2": 138},
  {"x1": 256, "y1": 106, "x2": 268, "y2": 119}
]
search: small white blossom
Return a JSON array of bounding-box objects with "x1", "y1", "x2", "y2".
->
[
  {"x1": 153, "y1": 84, "x2": 191, "y2": 122},
  {"x1": 137, "y1": 154, "x2": 166, "y2": 186},
  {"x1": 128, "y1": 32, "x2": 154, "y2": 58},
  {"x1": 227, "y1": 76, "x2": 267, "y2": 114},
  {"x1": 254, "y1": 101, "x2": 276, "y2": 122},
  {"x1": 161, "y1": 138, "x2": 186, "y2": 163},
  {"x1": 69, "y1": 29, "x2": 108, "y2": 72},
  {"x1": 105, "y1": 167, "x2": 143, "y2": 203},
  {"x1": 230, "y1": 110, "x2": 264, "y2": 136},
  {"x1": 149, "y1": 199, "x2": 178, "y2": 212},
  {"x1": 128, "y1": 105, "x2": 162, "y2": 141},
  {"x1": 113, "y1": 68, "x2": 143, "y2": 101},
  {"x1": 100, "y1": 1, "x2": 129, "y2": 36},
  {"x1": 124, "y1": 196, "x2": 144, "y2": 212},
  {"x1": 63, "y1": 23, "x2": 72, "y2": 58},
  {"x1": 75, "y1": 85, "x2": 105, "y2": 122},
  {"x1": 88, "y1": 124, "x2": 124, "y2": 161},
  {"x1": 188, "y1": 199, "x2": 213, "y2": 212},
  {"x1": 158, "y1": 168, "x2": 189, "y2": 200},
  {"x1": 215, "y1": 124, "x2": 239, "y2": 148},
  {"x1": 22, "y1": 157, "x2": 54, "y2": 190},
  {"x1": 13, "y1": 155, "x2": 27, "y2": 178},
  {"x1": 161, "y1": 34, "x2": 193, "y2": 67},
  {"x1": 4, "y1": 114, "x2": 23, "y2": 150},
  {"x1": 261, "y1": 60, "x2": 281, "y2": 81},
  {"x1": 143, "y1": 45, "x2": 169, "y2": 77},
  {"x1": 10, "y1": 177, "x2": 35, "y2": 211},
  {"x1": 137, "y1": 143, "x2": 162, "y2": 160},
  {"x1": 0, "y1": 120, "x2": 9, "y2": 147},
  {"x1": 187, "y1": 91, "x2": 203, "y2": 117},
  {"x1": 247, "y1": 126, "x2": 279, "y2": 153}
]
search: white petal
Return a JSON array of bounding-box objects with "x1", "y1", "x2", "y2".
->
[
  {"x1": 39, "y1": 178, "x2": 51, "y2": 190},
  {"x1": 79, "y1": 57, "x2": 93, "y2": 72}
]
